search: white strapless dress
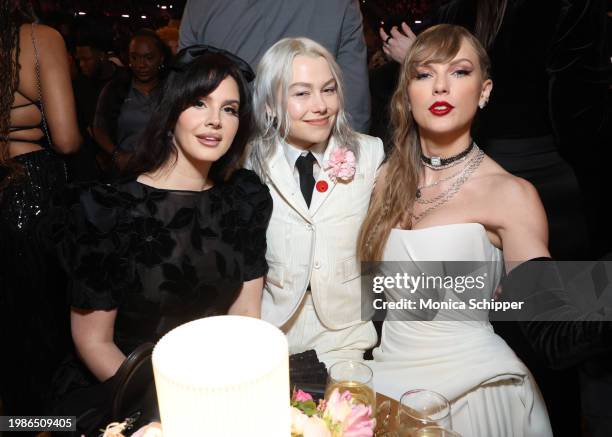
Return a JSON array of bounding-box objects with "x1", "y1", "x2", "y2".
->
[{"x1": 370, "y1": 223, "x2": 552, "y2": 437}]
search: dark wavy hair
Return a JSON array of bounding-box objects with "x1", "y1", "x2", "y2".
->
[
  {"x1": 125, "y1": 52, "x2": 253, "y2": 183},
  {"x1": 0, "y1": 0, "x2": 36, "y2": 190}
]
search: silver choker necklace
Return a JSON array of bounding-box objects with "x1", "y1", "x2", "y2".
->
[{"x1": 421, "y1": 141, "x2": 475, "y2": 170}]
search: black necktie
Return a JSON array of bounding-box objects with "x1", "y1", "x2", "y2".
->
[{"x1": 295, "y1": 152, "x2": 317, "y2": 207}]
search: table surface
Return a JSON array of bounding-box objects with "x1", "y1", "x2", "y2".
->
[
  {"x1": 376, "y1": 392, "x2": 400, "y2": 433},
  {"x1": 34, "y1": 393, "x2": 400, "y2": 437}
]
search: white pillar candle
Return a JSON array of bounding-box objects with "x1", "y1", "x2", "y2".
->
[{"x1": 152, "y1": 316, "x2": 290, "y2": 436}]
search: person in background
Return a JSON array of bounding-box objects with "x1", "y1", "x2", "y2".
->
[
  {"x1": 248, "y1": 37, "x2": 385, "y2": 367},
  {"x1": 157, "y1": 26, "x2": 179, "y2": 55},
  {"x1": 0, "y1": 0, "x2": 80, "y2": 426},
  {"x1": 92, "y1": 29, "x2": 168, "y2": 174},
  {"x1": 179, "y1": 0, "x2": 371, "y2": 133},
  {"x1": 75, "y1": 43, "x2": 104, "y2": 78},
  {"x1": 73, "y1": 35, "x2": 122, "y2": 135},
  {"x1": 68, "y1": 34, "x2": 123, "y2": 182}
]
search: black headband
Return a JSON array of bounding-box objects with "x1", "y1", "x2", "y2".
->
[{"x1": 171, "y1": 44, "x2": 255, "y2": 82}]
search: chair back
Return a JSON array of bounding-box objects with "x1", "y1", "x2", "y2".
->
[{"x1": 111, "y1": 342, "x2": 158, "y2": 424}]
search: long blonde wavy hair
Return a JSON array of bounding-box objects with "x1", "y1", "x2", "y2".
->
[{"x1": 357, "y1": 24, "x2": 491, "y2": 261}]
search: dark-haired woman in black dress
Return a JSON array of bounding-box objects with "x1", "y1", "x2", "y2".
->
[{"x1": 50, "y1": 47, "x2": 271, "y2": 406}]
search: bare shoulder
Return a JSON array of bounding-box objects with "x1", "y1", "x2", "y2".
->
[
  {"x1": 475, "y1": 156, "x2": 540, "y2": 208},
  {"x1": 474, "y1": 157, "x2": 549, "y2": 260},
  {"x1": 470, "y1": 155, "x2": 546, "y2": 226},
  {"x1": 495, "y1": 173, "x2": 541, "y2": 212},
  {"x1": 30, "y1": 24, "x2": 67, "y2": 52}
]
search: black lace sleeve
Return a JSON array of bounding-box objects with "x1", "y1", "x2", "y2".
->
[
  {"x1": 50, "y1": 183, "x2": 138, "y2": 310},
  {"x1": 231, "y1": 169, "x2": 272, "y2": 281}
]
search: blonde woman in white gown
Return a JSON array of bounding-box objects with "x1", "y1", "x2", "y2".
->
[{"x1": 357, "y1": 25, "x2": 553, "y2": 437}]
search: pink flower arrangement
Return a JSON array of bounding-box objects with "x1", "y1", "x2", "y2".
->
[
  {"x1": 324, "y1": 147, "x2": 356, "y2": 183},
  {"x1": 295, "y1": 389, "x2": 316, "y2": 402},
  {"x1": 290, "y1": 389, "x2": 375, "y2": 437}
]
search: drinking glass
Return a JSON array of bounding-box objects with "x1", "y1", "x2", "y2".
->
[
  {"x1": 325, "y1": 360, "x2": 376, "y2": 413},
  {"x1": 396, "y1": 389, "x2": 452, "y2": 436}
]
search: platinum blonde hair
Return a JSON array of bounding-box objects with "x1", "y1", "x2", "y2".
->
[{"x1": 248, "y1": 37, "x2": 359, "y2": 180}]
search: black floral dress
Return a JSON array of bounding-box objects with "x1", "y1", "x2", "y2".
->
[{"x1": 50, "y1": 168, "x2": 272, "y2": 355}]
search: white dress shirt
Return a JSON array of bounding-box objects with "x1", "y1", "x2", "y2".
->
[{"x1": 282, "y1": 141, "x2": 327, "y2": 187}]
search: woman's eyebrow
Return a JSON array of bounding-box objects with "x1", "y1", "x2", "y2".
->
[
  {"x1": 289, "y1": 82, "x2": 313, "y2": 89},
  {"x1": 321, "y1": 78, "x2": 336, "y2": 87},
  {"x1": 449, "y1": 58, "x2": 474, "y2": 66},
  {"x1": 289, "y1": 78, "x2": 336, "y2": 89},
  {"x1": 199, "y1": 96, "x2": 240, "y2": 106}
]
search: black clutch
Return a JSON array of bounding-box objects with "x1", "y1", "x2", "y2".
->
[{"x1": 289, "y1": 350, "x2": 328, "y2": 400}]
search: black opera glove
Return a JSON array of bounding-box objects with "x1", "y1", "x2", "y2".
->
[{"x1": 497, "y1": 257, "x2": 612, "y2": 370}]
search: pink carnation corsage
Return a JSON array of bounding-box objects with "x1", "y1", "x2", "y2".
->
[{"x1": 324, "y1": 147, "x2": 356, "y2": 183}]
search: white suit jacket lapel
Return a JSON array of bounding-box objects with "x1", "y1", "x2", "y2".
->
[{"x1": 267, "y1": 146, "x2": 313, "y2": 223}]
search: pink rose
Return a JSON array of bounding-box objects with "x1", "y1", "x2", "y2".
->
[
  {"x1": 294, "y1": 389, "x2": 314, "y2": 402},
  {"x1": 342, "y1": 404, "x2": 375, "y2": 437},
  {"x1": 303, "y1": 416, "x2": 332, "y2": 437},
  {"x1": 324, "y1": 388, "x2": 353, "y2": 424}
]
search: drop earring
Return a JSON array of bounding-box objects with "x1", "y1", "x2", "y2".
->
[{"x1": 266, "y1": 112, "x2": 278, "y2": 129}]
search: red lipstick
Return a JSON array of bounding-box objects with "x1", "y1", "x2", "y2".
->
[{"x1": 428, "y1": 101, "x2": 455, "y2": 116}]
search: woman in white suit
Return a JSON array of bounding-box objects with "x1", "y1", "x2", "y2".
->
[{"x1": 248, "y1": 37, "x2": 385, "y2": 366}]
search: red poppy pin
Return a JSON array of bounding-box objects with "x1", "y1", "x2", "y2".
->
[{"x1": 316, "y1": 180, "x2": 328, "y2": 193}]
